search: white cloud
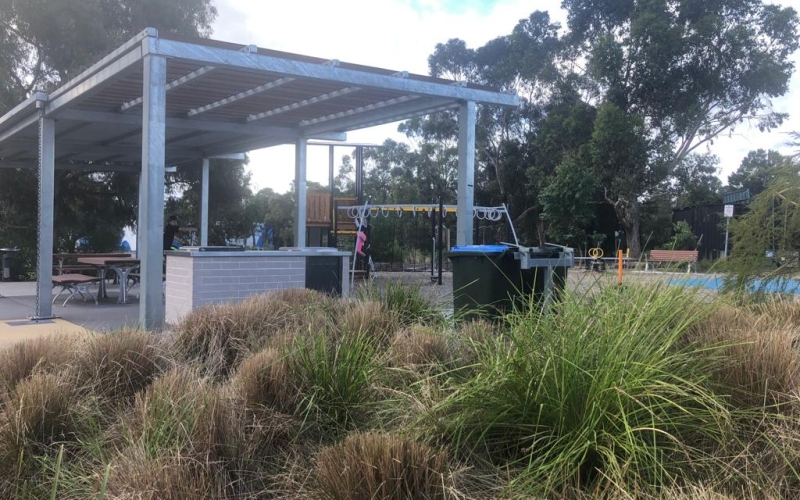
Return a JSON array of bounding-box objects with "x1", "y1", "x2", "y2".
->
[{"x1": 211, "y1": 0, "x2": 799, "y2": 193}]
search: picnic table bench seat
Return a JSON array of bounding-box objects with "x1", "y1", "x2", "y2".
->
[
  {"x1": 52, "y1": 273, "x2": 101, "y2": 306},
  {"x1": 646, "y1": 249, "x2": 699, "y2": 273}
]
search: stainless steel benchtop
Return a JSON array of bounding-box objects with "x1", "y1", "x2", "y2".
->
[{"x1": 165, "y1": 248, "x2": 350, "y2": 258}]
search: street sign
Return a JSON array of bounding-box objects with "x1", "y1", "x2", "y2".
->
[{"x1": 724, "y1": 204, "x2": 734, "y2": 218}]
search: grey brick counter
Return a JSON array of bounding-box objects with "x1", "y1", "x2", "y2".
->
[{"x1": 165, "y1": 249, "x2": 350, "y2": 324}]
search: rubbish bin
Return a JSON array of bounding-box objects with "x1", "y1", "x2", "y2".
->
[
  {"x1": 1, "y1": 247, "x2": 20, "y2": 282},
  {"x1": 447, "y1": 244, "x2": 573, "y2": 319}
]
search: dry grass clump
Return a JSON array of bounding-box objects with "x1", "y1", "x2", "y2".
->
[
  {"x1": 0, "y1": 372, "x2": 78, "y2": 485},
  {"x1": 105, "y1": 446, "x2": 228, "y2": 500},
  {"x1": 315, "y1": 432, "x2": 450, "y2": 500},
  {"x1": 0, "y1": 334, "x2": 79, "y2": 394},
  {"x1": 73, "y1": 329, "x2": 167, "y2": 405},
  {"x1": 170, "y1": 289, "x2": 335, "y2": 378},
  {"x1": 390, "y1": 325, "x2": 453, "y2": 368},
  {"x1": 689, "y1": 304, "x2": 800, "y2": 408},
  {"x1": 232, "y1": 347, "x2": 297, "y2": 414},
  {"x1": 120, "y1": 367, "x2": 242, "y2": 462},
  {"x1": 335, "y1": 299, "x2": 398, "y2": 344},
  {"x1": 750, "y1": 299, "x2": 800, "y2": 327}
]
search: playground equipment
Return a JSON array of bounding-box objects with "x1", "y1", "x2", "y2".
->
[
  {"x1": 336, "y1": 202, "x2": 518, "y2": 285},
  {"x1": 588, "y1": 247, "x2": 605, "y2": 272}
]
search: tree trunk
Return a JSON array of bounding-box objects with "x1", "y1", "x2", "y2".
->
[
  {"x1": 537, "y1": 217, "x2": 546, "y2": 247},
  {"x1": 612, "y1": 198, "x2": 642, "y2": 259}
]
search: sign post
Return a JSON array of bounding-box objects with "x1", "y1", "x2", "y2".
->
[{"x1": 723, "y1": 204, "x2": 734, "y2": 258}]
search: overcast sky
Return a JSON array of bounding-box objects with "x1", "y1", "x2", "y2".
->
[{"x1": 211, "y1": 0, "x2": 800, "y2": 195}]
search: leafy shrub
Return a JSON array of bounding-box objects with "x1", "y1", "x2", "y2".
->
[{"x1": 315, "y1": 432, "x2": 449, "y2": 500}]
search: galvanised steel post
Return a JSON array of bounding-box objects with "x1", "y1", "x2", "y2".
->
[
  {"x1": 294, "y1": 138, "x2": 307, "y2": 248},
  {"x1": 34, "y1": 110, "x2": 55, "y2": 320},
  {"x1": 139, "y1": 53, "x2": 167, "y2": 331},
  {"x1": 457, "y1": 101, "x2": 476, "y2": 246},
  {"x1": 201, "y1": 158, "x2": 210, "y2": 246}
]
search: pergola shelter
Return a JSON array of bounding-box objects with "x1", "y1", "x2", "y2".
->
[{"x1": 0, "y1": 28, "x2": 519, "y2": 330}]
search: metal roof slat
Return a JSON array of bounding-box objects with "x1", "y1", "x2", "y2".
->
[
  {"x1": 152, "y1": 39, "x2": 519, "y2": 108},
  {"x1": 247, "y1": 86, "x2": 361, "y2": 122}
]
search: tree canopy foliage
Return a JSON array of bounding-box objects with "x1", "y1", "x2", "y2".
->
[
  {"x1": 727, "y1": 164, "x2": 800, "y2": 289},
  {"x1": 0, "y1": 0, "x2": 798, "y2": 273},
  {"x1": 0, "y1": 0, "x2": 218, "y2": 275},
  {"x1": 405, "y1": 0, "x2": 798, "y2": 256}
]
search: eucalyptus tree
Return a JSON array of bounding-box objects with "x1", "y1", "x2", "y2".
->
[
  {"x1": 728, "y1": 149, "x2": 794, "y2": 196},
  {"x1": 563, "y1": 0, "x2": 799, "y2": 256},
  {"x1": 0, "y1": 0, "x2": 217, "y2": 263}
]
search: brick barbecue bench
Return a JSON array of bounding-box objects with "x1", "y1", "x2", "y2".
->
[{"x1": 646, "y1": 249, "x2": 699, "y2": 273}]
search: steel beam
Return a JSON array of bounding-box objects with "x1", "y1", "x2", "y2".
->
[
  {"x1": 0, "y1": 92, "x2": 47, "y2": 134},
  {"x1": 56, "y1": 109, "x2": 310, "y2": 137},
  {"x1": 294, "y1": 138, "x2": 307, "y2": 248},
  {"x1": 200, "y1": 131, "x2": 346, "y2": 158},
  {"x1": 301, "y1": 97, "x2": 455, "y2": 136},
  {"x1": 457, "y1": 101, "x2": 476, "y2": 246},
  {"x1": 300, "y1": 95, "x2": 418, "y2": 127},
  {"x1": 121, "y1": 65, "x2": 216, "y2": 112},
  {"x1": 151, "y1": 39, "x2": 520, "y2": 107},
  {"x1": 201, "y1": 158, "x2": 209, "y2": 246},
  {"x1": 247, "y1": 86, "x2": 360, "y2": 122},
  {"x1": 0, "y1": 113, "x2": 39, "y2": 146},
  {"x1": 0, "y1": 160, "x2": 139, "y2": 172},
  {"x1": 47, "y1": 28, "x2": 155, "y2": 102},
  {"x1": 34, "y1": 111, "x2": 55, "y2": 320},
  {"x1": 139, "y1": 54, "x2": 167, "y2": 331},
  {"x1": 45, "y1": 48, "x2": 143, "y2": 117},
  {"x1": 187, "y1": 77, "x2": 295, "y2": 117},
  {"x1": 345, "y1": 102, "x2": 459, "y2": 131}
]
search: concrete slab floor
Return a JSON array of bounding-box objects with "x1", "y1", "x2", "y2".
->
[
  {"x1": 0, "y1": 281, "x2": 145, "y2": 332},
  {"x1": 0, "y1": 318, "x2": 90, "y2": 348}
]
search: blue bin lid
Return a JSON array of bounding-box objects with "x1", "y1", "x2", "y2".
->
[{"x1": 449, "y1": 244, "x2": 510, "y2": 254}]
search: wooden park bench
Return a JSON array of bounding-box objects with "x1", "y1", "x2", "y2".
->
[
  {"x1": 52, "y1": 273, "x2": 101, "y2": 306},
  {"x1": 646, "y1": 249, "x2": 699, "y2": 273}
]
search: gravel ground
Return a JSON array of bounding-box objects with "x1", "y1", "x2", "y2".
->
[{"x1": 353, "y1": 269, "x2": 706, "y2": 309}]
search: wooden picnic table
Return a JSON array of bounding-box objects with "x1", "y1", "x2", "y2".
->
[
  {"x1": 77, "y1": 256, "x2": 140, "y2": 304},
  {"x1": 54, "y1": 253, "x2": 131, "y2": 275}
]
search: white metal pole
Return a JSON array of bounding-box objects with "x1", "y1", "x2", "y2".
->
[{"x1": 723, "y1": 216, "x2": 730, "y2": 259}]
